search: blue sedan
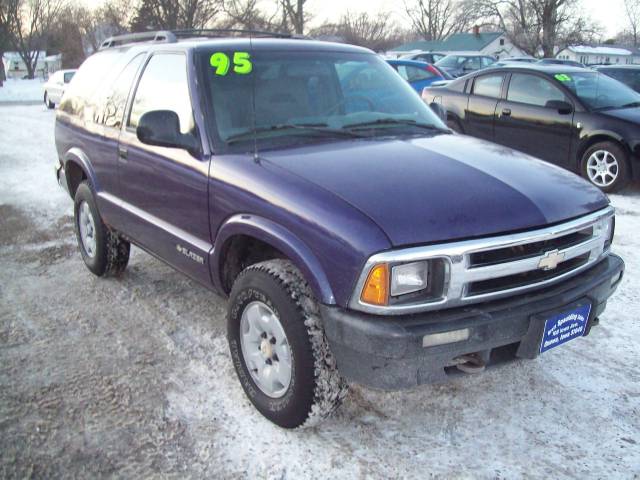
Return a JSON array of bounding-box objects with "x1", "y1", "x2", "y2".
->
[{"x1": 386, "y1": 59, "x2": 451, "y2": 93}]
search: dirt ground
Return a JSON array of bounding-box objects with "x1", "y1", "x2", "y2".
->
[{"x1": 1, "y1": 105, "x2": 639, "y2": 479}]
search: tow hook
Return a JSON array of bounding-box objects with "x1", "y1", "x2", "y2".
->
[{"x1": 453, "y1": 353, "x2": 486, "y2": 374}]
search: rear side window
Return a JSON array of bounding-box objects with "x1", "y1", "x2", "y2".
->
[
  {"x1": 59, "y1": 50, "x2": 122, "y2": 117},
  {"x1": 481, "y1": 57, "x2": 495, "y2": 68},
  {"x1": 472, "y1": 74, "x2": 504, "y2": 98},
  {"x1": 128, "y1": 53, "x2": 194, "y2": 134},
  {"x1": 99, "y1": 54, "x2": 145, "y2": 128},
  {"x1": 397, "y1": 65, "x2": 435, "y2": 82},
  {"x1": 507, "y1": 73, "x2": 566, "y2": 106}
]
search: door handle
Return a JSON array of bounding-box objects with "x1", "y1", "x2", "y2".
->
[
  {"x1": 501, "y1": 108, "x2": 511, "y2": 117},
  {"x1": 118, "y1": 146, "x2": 128, "y2": 161}
]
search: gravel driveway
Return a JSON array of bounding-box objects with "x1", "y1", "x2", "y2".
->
[{"x1": 1, "y1": 105, "x2": 639, "y2": 479}]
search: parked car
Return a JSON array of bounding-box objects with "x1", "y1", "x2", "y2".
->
[
  {"x1": 55, "y1": 32, "x2": 624, "y2": 428},
  {"x1": 538, "y1": 58, "x2": 585, "y2": 68},
  {"x1": 400, "y1": 51, "x2": 447, "y2": 64},
  {"x1": 387, "y1": 59, "x2": 451, "y2": 93},
  {"x1": 43, "y1": 69, "x2": 76, "y2": 108},
  {"x1": 423, "y1": 64, "x2": 640, "y2": 191},
  {"x1": 594, "y1": 65, "x2": 640, "y2": 93},
  {"x1": 434, "y1": 54, "x2": 496, "y2": 77}
]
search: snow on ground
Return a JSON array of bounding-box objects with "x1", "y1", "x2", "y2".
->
[
  {"x1": 0, "y1": 105, "x2": 639, "y2": 478},
  {"x1": 0, "y1": 78, "x2": 46, "y2": 104}
]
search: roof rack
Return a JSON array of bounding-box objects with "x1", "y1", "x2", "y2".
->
[
  {"x1": 99, "y1": 29, "x2": 295, "y2": 50},
  {"x1": 172, "y1": 29, "x2": 293, "y2": 39},
  {"x1": 99, "y1": 31, "x2": 176, "y2": 50}
]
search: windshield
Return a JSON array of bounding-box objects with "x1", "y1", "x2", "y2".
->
[
  {"x1": 556, "y1": 71, "x2": 640, "y2": 110},
  {"x1": 199, "y1": 49, "x2": 445, "y2": 151}
]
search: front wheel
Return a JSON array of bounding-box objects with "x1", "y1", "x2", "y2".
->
[
  {"x1": 227, "y1": 259, "x2": 347, "y2": 428},
  {"x1": 44, "y1": 92, "x2": 55, "y2": 109},
  {"x1": 74, "y1": 181, "x2": 130, "y2": 277},
  {"x1": 581, "y1": 142, "x2": 630, "y2": 193}
]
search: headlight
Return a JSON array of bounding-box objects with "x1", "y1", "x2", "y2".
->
[
  {"x1": 595, "y1": 214, "x2": 615, "y2": 250},
  {"x1": 391, "y1": 261, "x2": 428, "y2": 296}
]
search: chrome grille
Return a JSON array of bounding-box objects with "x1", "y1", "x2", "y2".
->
[{"x1": 350, "y1": 207, "x2": 615, "y2": 315}]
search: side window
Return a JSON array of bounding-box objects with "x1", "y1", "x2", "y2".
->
[
  {"x1": 128, "y1": 53, "x2": 194, "y2": 134},
  {"x1": 404, "y1": 66, "x2": 435, "y2": 82},
  {"x1": 482, "y1": 57, "x2": 495, "y2": 68},
  {"x1": 463, "y1": 57, "x2": 481, "y2": 70},
  {"x1": 472, "y1": 74, "x2": 504, "y2": 98},
  {"x1": 507, "y1": 73, "x2": 566, "y2": 107},
  {"x1": 100, "y1": 54, "x2": 145, "y2": 128},
  {"x1": 63, "y1": 72, "x2": 75, "y2": 83}
]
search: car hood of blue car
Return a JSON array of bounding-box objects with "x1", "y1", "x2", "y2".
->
[{"x1": 260, "y1": 134, "x2": 609, "y2": 247}]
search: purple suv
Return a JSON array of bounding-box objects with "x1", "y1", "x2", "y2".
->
[{"x1": 54, "y1": 30, "x2": 624, "y2": 428}]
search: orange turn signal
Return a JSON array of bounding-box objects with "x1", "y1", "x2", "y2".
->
[{"x1": 360, "y1": 263, "x2": 389, "y2": 306}]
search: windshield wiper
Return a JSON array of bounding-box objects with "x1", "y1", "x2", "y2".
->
[
  {"x1": 620, "y1": 101, "x2": 640, "y2": 109},
  {"x1": 342, "y1": 118, "x2": 450, "y2": 134},
  {"x1": 226, "y1": 123, "x2": 366, "y2": 144}
]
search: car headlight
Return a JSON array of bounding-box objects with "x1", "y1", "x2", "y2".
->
[
  {"x1": 595, "y1": 214, "x2": 615, "y2": 250},
  {"x1": 359, "y1": 259, "x2": 446, "y2": 307},
  {"x1": 391, "y1": 261, "x2": 428, "y2": 296}
]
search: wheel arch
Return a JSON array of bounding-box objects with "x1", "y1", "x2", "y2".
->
[
  {"x1": 211, "y1": 214, "x2": 336, "y2": 305},
  {"x1": 63, "y1": 148, "x2": 98, "y2": 198},
  {"x1": 576, "y1": 132, "x2": 630, "y2": 168}
]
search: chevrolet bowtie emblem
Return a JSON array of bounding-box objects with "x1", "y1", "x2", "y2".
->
[{"x1": 538, "y1": 249, "x2": 566, "y2": 271}]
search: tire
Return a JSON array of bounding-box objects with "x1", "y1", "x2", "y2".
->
[
  {"x1": 73, "y1": 181, "x2": 130, "y2": 277},
  {"x1": 447, "y1": 118, "x2": 463, "y2": 133},
  {"x1": 227, "y1": 259, "x2": 347, "y2": 428},
  {"x1": 580, "y1": 141, "x2": 630, "y2": 193},
  {"x1": 44, "y1": 92, "x2": 55, "y2": 109}
]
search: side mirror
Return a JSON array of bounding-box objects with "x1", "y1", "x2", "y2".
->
[
  {"x1": 545, "y1": 100, "x2": 573, "y2": 114},
  {"x1": 137, "y1": 110, "x2": 200, "y2": 152},
  {"x1": 429, "y1": 101, "x2": 447, "y2": 122}
]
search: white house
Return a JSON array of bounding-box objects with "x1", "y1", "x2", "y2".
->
[
  {"x1": 388, "y1": 30, "x2": 527, "y2": 59},
  {"x1": 1, "y1": 51, "x2": 48, "y2": 79},
  {"x1": 556, "y1": 45, "x2": 640, "y2": 65}
]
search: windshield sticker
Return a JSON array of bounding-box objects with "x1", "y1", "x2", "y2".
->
[
  {"x1": 555, "y1": 74, "x2": 572, "y2": 82},
  {"x1": 210, "y1": 52, "x2": 253, "y2": 76}
]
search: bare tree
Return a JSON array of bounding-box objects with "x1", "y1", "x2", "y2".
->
[
  {"x1": 281, "y1": 0, "x2": 306, "y2": 34},
  {"x1": 221, "y1": 0, "x2": 283, "y2": 31},
  {"x1": 130, "y1": 0, "x2": 221, "y2": 31},
  {"x1": 624, "y1": 0, "x2": 640, "y2": 46},
  {"x1": 404, "y1": 0, "x2": 485, "y2": 41},
  {"x1": 311, "y1": 12, "x2": 405, "y2": 51},
  {"x1": 0, "y1": 0, "x2": 64, "y2": 78},
  {"x1": 481, "y1": 0, "x2": 601, "y2": 57}
]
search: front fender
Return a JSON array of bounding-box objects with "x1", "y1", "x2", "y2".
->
[{"x1": 211, "y1": 214, "x2": 336, "y2": 305}]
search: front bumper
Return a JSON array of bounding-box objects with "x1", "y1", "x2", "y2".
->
[{"x1": 321, "y1": 254, "x2": 624, "y2": 390}]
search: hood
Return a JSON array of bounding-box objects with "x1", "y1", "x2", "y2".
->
[
  {"x1": 600, "y1": 106, "x2": 640, "y2": 124},
  {"x1": 260, "y1": 134, "x2": 608, "y2": 247}
]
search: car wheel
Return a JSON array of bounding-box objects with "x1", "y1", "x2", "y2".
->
[
  {"x1": 74, "y1": 181, "x2": 130, "y2": 277},
  {"x1": 44, "y1": 92, "x2": 55, "y2": 109},
  {"x1": 227, "y1": 259, "x2": 348, "y2": 428},
  {"x1": 447, "y1": 118, "x2": 464, "y2": 133},
  {"x1": 581, "y1": 142, "x2": 630, "y2": 193}
]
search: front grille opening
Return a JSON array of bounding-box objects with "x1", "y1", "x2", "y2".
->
[
  {"x1": 469, "y1": 227, "x2": 593, "y2": 268},
  {"x1": 466, "y1": 252, "x2": 591, "y2": 297}
]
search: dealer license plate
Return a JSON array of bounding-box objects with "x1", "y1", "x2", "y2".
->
[{"x1": 540, "y1": 303, "x2": 591, "y2": 354}]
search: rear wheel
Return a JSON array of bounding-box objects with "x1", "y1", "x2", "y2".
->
[
  {"x1": 74, "y1": 181, "x2": 130, "y2": 277},
  {"x1": 44, "y1": 92, "x2": 55, "y2": 109},
  {"x1": 227, "y1": 259, "x2": 347, "y2": 428},
  {"x1": 581, "y1": 141, "x2": 630, "y2": 193}
]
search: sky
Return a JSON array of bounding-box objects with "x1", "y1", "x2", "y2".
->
[{"x1": 82, "y1": 0, "x2": 628, "y2": 39}]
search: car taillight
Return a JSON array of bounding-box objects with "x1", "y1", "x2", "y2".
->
[{"x1": 426, "y1": 64, "x2": 443, "y2": 78}]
